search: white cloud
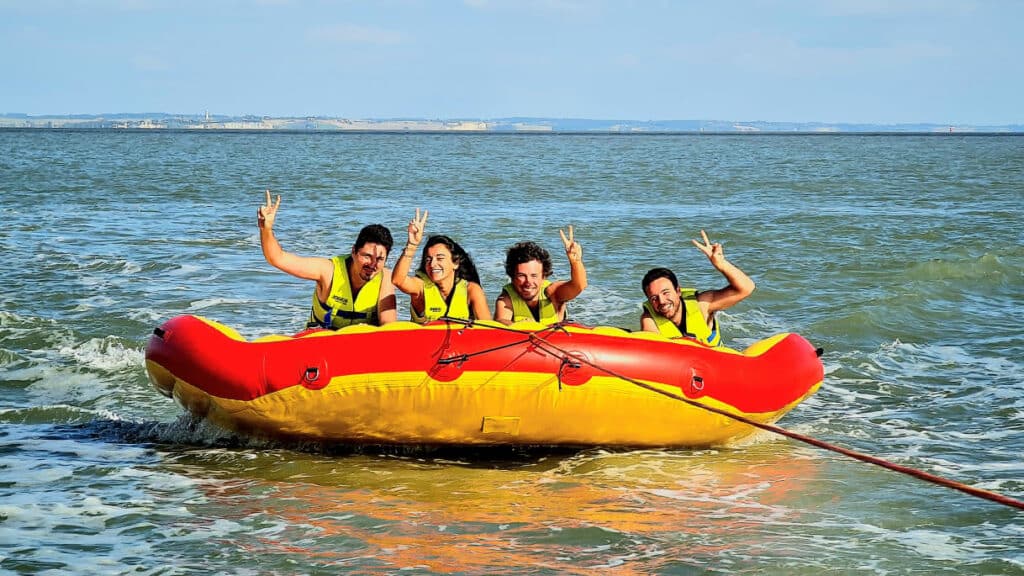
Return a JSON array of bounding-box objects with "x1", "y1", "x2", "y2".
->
[{"x1": 306, "y1": 24, "x2": 405, "y2": 46}]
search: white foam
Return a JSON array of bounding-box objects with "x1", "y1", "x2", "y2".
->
[
  {"x1": 26, "y1": 370, "x2": 112, "y2": 405},
  {"x1": 0, "y1": 313, "x2": 71, "y2": 348},
  {"x1": 97, "y1": 256, "x2": 143, "y2": 275},
  {"x1": 141, "y1": 413, "x2": 251, "y2": 447},
  {"x1": 70, "y1": 294, "x2": 117, "y2": 308},
  {"x1": 947, "y1": 428, "x2": 1018, "y2": 442},
  {"x1": 891, "y1": 528, "x2": 972, "y2": 562},
  {"x1": 867, "y1": 339, "x2": 1022, "y2": 383},
  {"x1": 125, "y1": 307, "x2": 168, "y2": 324},
  {"x1": 722, "y1": 428, "x2": 786, "y2": 448},
  {"x1": 569, "y1": 285, "x2": 638, "y2": 327},
  {"x1": 188, "y1": 297, "x2": 253, "y2": 311},
  {"x1": 0, "y1": 309, "x2": 29, "y2": 325},
  {"x1": 719, "y1": 307, "x2": 793, "y2": 341},
  {"x1": 56, "y1": 336, "x2": 143, "y2": 372}
]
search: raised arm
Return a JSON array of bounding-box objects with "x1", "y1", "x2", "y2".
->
[
  {"x1": 391, "y1": 208, "x2": 428, "y2": 296},
  {"x1": 257, "y1": 190, "x2": 333, "y2": 289},
  {"x1": 377, "y1": 267, "x2": 398, "y2": 325},
  {"x1": 550, "y1": 225, "x2": 588, "y2": 304},
  {"x1": 692, "y1": 229, "x2": 755, "y2": 313}
]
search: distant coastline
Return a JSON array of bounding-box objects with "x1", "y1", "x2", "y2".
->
[{"x1": 1, "y1": 113, "x2": 1021, "y2": 133}]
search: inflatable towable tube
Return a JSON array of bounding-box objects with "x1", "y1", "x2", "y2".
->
[{"x1": 145, "y1": 315, "x2": 823, "y2": 447}]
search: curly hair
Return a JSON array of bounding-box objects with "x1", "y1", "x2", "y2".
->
[
  {"x1": 419, "y1": 235, "x2": 481, "y2": 285},
  {"x1": 352, "y1": 224, "x2": 394, "y2": 255},
  {"x1": 504, "y1": 241, "x2": 552, "y2": 279}
]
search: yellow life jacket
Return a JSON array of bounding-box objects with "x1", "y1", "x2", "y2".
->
[
  {"x1": 308, "y1": 255, "x2": 382, "y2": 329},
  {"x1": 503, "y1": 280, "x2": 560, "y2": 325},
  {"x1": 642, "y1": 288, "x2": 721, "y2": 346},
  {"x1": 410, "y1": 272, "x2": 471, "y2": 323}
]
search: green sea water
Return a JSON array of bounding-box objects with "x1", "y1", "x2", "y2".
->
[{"x1": 1, "y1": 130, "x2": 1022, "y2": 574}]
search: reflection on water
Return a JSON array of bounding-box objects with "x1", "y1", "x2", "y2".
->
[{"x1": 154, "y1": 442, "x2": 825, "y2": 573}]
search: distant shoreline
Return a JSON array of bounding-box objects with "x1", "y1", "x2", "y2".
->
[
  {"x1": 1, "y1": 114, "x2": 1020, "y2": 134},
  {"x1": 2, "y1": 127, "x2": 1022, "y2": 137}
]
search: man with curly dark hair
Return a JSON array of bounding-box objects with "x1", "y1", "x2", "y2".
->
[{"x1": 494, "y1": 226, "x2": 587, "y2": 325}]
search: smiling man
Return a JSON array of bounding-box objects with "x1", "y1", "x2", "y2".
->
[
  {"x1": 494, "y1": 227, "x2": 587, "y2": 326},
  {"x1": 640, "y1": 230, "x2": 754, "y2": 346},
  {"x1": 257, "y1": 190, "x2": 397, "y2": 329}
]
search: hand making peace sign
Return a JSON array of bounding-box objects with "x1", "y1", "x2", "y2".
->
[
  {"x1": 691, "y1": 229, "x2": 726, "y2": 267},
  {"x1": 407, "y1": 208, "x2": 429, "y2": 246},
  {"x1": 560, "y1": 225, "x2": 583, "y2": 263},
  {"x1": 257, "y1": 189, "x2": 281, "y2": 229}
]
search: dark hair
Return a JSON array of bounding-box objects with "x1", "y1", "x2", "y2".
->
[
  {"x1": 418, "y1": 235, "x2": 481, "y2": 285},
  {"x1": 504, "y1": 241, "x2": 552, "y2": 279},
  {"x1": 353, "y1": 224, "x2": 393, "y2": 255},
  {"x1": 641, "y1": 267, "x2": 678, "y2": 293}
]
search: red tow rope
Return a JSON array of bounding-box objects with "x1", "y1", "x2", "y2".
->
[{"x1": 525, "y1": 329, "x2": 1024, "y2": 512}]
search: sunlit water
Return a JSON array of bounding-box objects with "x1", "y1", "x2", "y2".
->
[{"x1": 1, "y1": 130, "x2": 1022, "y2": 574}]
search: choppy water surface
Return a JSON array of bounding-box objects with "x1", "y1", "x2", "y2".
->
[{"x1": 1, "y1": 130, "x2": 1022, "y2": 574}]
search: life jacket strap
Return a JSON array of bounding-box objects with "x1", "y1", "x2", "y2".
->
[
  {"x1": 308, "y1": 304, "x2": 369, "y2": 329},
  {"x1": 332, "y1": 309, "x2": 369, "y2": 320}
]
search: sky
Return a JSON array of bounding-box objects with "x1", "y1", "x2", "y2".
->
[{"x1": 1, "y1": 0, "x2": 1022, "y2": 125}]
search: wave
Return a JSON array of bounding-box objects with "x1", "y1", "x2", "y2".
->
[
  {"x1": 902, "y1": 252, "x2": 1021, "y2": 285},
  {"x1": 186, "y1": 297, "x2": 256, "y2": 311},
  {"x1": 56, "y1": 336, "x2": 144, "y2": 372},
  {"x1": 796, "y1": 337, "x2": 1024, "y2": 497}
]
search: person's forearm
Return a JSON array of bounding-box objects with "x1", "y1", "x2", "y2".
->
[
  {"x1": 391, "y1": 242, "x2": 418, "y2": 291},
  {"x1": 566, "y1": 258, "x2": 588, "y2": 295},
  {"x1": 553, "y1": 258, "x2": 588, "y2": 303},
  {"x1": 260, "y1": 227, "x2": 285, "y2": 267},
  {"x1": 717, "y1": 259, "x2": 755, "y2": 295}
]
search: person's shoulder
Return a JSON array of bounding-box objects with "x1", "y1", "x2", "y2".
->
[
  {"x1": 318, "y1": 255, "x2": 340, "y2": 273},
  {"x1": 321, "y1": 255, "x2": 348, "y2": 272},
  {"x1": 694, "y1": 288, "x2": 715, "y2": 302}
]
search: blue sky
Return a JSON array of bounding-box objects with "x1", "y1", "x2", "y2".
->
[{"x1": 2, "y1": 0, "x2": 1021, "y2": 124}]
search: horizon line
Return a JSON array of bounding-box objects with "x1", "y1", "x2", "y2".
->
[{"x1": 1, "y1": 112, "x2": 1022, "y2": 128}]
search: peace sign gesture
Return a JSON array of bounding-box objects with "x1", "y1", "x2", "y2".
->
[
  {"x1": 560, "y1": 225, "x2": 583, "y2": 263},
  {"x1": 257, "y1": 189, "x2": 281, "y2": 229},
  {"x1": 691, "y1": 229, "x2": 725, "y2": 267},
  {"x1": 407, "y1": 208, "x2": 429, "y2": 246}
]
